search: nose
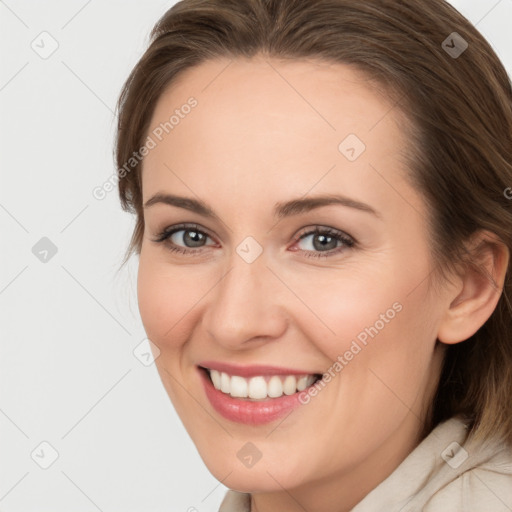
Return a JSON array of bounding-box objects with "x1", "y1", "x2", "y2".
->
[{"x1": 201, "y1": 251, "x2": 288, "y2": 350}]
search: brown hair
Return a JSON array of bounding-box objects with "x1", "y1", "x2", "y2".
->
[{"x1": 115, "y1": 0, "x2": 512, "y2": 446}]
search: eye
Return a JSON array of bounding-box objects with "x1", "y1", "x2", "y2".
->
[
  {"x1": 151, "y1": 223, "x2": 216, "y2": 256},
  {"x1": 151, "y1": 223, "x2": 356, "y2": 259},
  {"x1": 291, "y1": 226, "x2": 355, "y2": 259}
]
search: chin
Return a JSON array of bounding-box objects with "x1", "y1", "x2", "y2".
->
[{"x1": 199, "y1": 448, "x2": 313, "y2": 494}]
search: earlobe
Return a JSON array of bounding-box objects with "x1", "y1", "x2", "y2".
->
[{"x1": 437, "y1": 230, "x2": 510, "y2": 345}]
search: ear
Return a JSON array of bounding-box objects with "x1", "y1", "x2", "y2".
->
[{"x1": 437, "y1": 230, "x2": 510, "y2": 345}]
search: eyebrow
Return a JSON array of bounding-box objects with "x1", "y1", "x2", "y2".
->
[{"x1": 143, "y1": 193, "x2": 381, "y2": 220}]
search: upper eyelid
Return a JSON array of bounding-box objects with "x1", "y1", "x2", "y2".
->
[{"x1": 156, "y1": 223, "x2": 216, "y2": 242}]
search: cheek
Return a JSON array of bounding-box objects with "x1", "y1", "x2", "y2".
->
[
  {"x1": 136, "y1": 251, "x2": 201, "y2": 346},
  {"x1": 287, "y1": 258, "x2": 437, "y2": 390},
  {"x1": 328, "y1": 282, "x2": 438, "y2": 427},
  {"x1": 279, "y1": 265, "x2": 403, "y2": 360}
]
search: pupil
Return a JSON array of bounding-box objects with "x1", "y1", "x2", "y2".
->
[
  {"x1": 313, "y1": 234, "x2": 336, "y2": 251},
  {"x1": 184, "y1": 230, "x2": 205, "y2": 247}
]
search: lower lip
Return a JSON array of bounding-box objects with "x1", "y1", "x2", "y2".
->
[{"x1": 198, "y1": 367, "x2": 313, "y2": 425}]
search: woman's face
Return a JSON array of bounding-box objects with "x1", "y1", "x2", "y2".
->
[{"x1": 137, "y1": 56, "x2": 449, "y2": 500}]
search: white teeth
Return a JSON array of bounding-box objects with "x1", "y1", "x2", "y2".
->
[
  {"x1": 267, "y1": 376, "x2": 283, "y2": 398},
  {"x1": 296, "y1": 375, "x2": 309, "y2": 391},
  {"x1": 220, "y1": 372, "x2": 230, "y2": 394},
  {"x1": 210, "y1": 369, "x2": 221, "y2": 390},
  {"x1": 248, "y1": 376, "x2": 267, "y2": 399},
  {"x1": 230, "y1": 375, "x2": 248, "y2": 398},
  {"x1": 208, "y1": 369, "x2": 317, "y2": 400},
  {"x1": 283, "y1": 375, "x2": 297, "y2": 395}
]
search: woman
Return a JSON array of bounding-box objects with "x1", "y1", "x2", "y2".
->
[{"x1": 114, "y1": 0, "x2": 512, "y2": 510}]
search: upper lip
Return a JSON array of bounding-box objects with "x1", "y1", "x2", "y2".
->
[{"x1": 198, "y1": 361, "x2": 321, "y2": 378}]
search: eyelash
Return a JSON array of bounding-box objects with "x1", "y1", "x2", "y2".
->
[{"x1": 151, "y1": 223, "x2": 356, "y2": 259}]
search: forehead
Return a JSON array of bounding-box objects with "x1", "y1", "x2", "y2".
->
[{"x1": 142, "y1": 56, "x2": 418, "y2": 220}]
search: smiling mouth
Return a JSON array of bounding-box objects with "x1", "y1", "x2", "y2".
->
[{"x1": 199, "y1": 366, "x2": 322, "y2": 401}]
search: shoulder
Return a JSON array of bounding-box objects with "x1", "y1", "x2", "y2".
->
[
  {"x1": 218, "y1": 490, "x2": 251, "y2": 512},
  {"x1": 352, "y1": 415, "x2": 512, "y2": 512},
  {"x1": 423, "y1": 421, "x2": 512, "y2": 511}
]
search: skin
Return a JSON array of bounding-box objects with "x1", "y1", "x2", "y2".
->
[{"x1": 136, "y1": 56, "x2": 509, "y2": 512}]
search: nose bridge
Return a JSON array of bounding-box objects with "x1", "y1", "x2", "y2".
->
[{"x1": 203, "y1": 245, "x2": 286, "y2": 347}]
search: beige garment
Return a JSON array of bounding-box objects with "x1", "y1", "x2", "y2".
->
[{"x1": 218, "y1": 415, "x2": 512, "y2": 511}]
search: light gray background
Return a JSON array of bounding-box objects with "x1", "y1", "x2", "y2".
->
[{"x1": 1, "y1": 1, "x2": 511, "y2": 510}]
